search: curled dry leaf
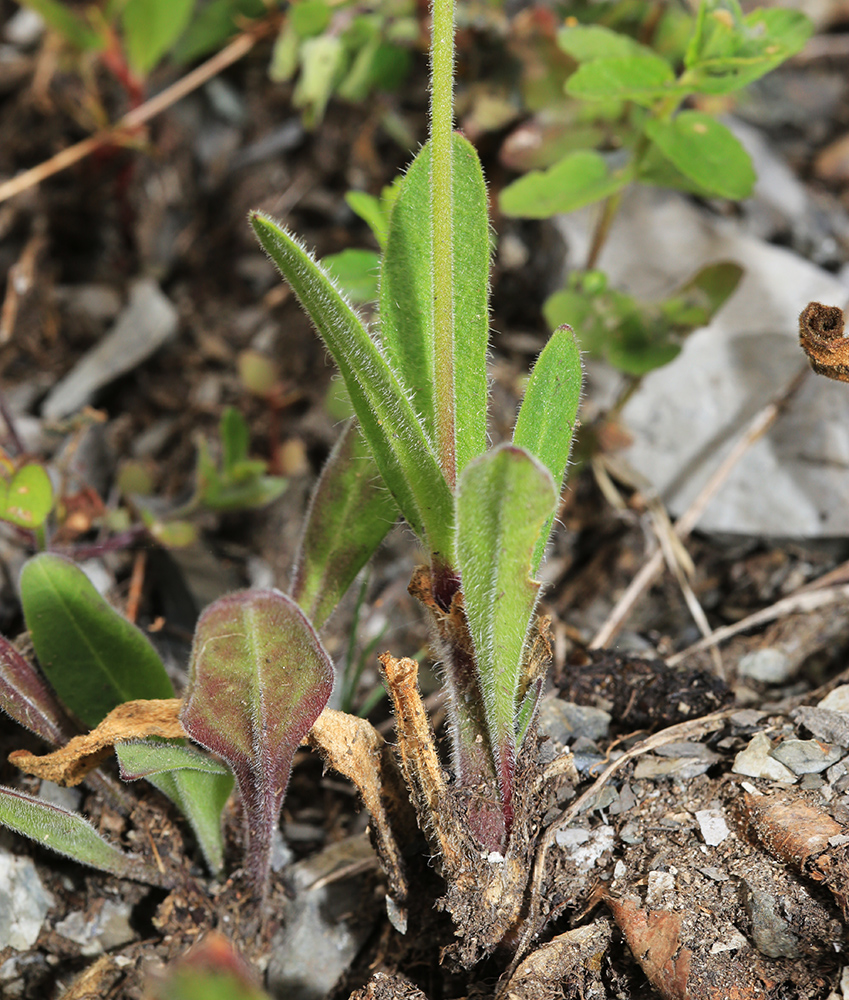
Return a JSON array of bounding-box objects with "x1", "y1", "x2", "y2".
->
[
  {"x1": 605, "y1": 897, "x2": 692, "y2": 1000},
  {"x1": 9, "y1": 698, "x2": 184, "y2": 785},
  {"x1": 799, "y1": 301, "x2": 849, "y2": 381},
  {"x1": 740, "y1": 790, "x2": 849, "y2": 920},
  {"x1": 308, "y1": 706, "x2": 417, "y2": 932}
]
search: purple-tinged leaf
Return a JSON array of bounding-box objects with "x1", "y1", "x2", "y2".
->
[
  {"x1": 0, "y1": 784, "x2": 170, "y2": 886},
  {"x1": 0, "y1": 634, "x2": 76, "y2": 746},
  {"x1": 180, "y1": 590, "x2": 333, "y2": 895}
]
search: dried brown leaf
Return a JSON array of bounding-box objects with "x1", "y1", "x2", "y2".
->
[
  {"x1": 799, "y1": 301, "x2": 849, "y2": 381},
  {"x1": 606, "y1": 896, "x2": 692, "y2": 1000}
]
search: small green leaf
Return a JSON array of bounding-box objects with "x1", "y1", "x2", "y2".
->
[
  {"x1": 499, "y1": 150, "x2": 626, "y2": 219},
  {"x1": 250, "y1": 212, "x2": 455, "y2": 558},
  {"x1": 456, "y1": 445, "x2": 557, "y2": 827},
  {"x1": 379, "y1": 135, "x2": 491, "y2": 472},
  {"x1": 116, "y1": 740, "x2": 233, "y2": 875},
  {"x1": 220, "y1": 407, "x2": 250, "y2": 475},
  {"x1": 345, "y1": 191, "x2": 389, "y2": 249},
  {"x1": 322, "y1": 249, "x2": 380, "y2": 303},
  {"x1": 557, "y1": 23, "x2": 651, "y2": 63},
  {"x1": 291, "y1": 0, "x2": 332, "y2": 37},
  {"x1": 644, "y1": 112, "x2": 755, "y2": 199},
  {"x1": 181, "y1": 590, "x2": 334, "y2": 893},
  {"x1": 122, "y1": 0, "x2": 196, "y2": 75},
  {"x1": 291, "y1": 419, "x2": 396, "y2": 630},
  {"x1": 513, "y1": 327, "x2": 583, "y2": 573},
  {"x1": 0, "y1": 464, "x2": 53, "y2": 529},
  {"x1": 566, "y1": 53, "x2": 683, "y2": 106},
  {"x1": 17, "y1": 0, "x2": 104, "y2": 51},
  {"x1": 0, "y1": 785, "x2": 168, "y2": 885},
  {"x1": 293, "y1": 35, "x2": 346, "y2": 127},
  {"x1": 20, "y1": 554, "x2": 174, "y2": 728},
  {"x1": 172, "y1": 0, "x2": 265, "y2": 62}
]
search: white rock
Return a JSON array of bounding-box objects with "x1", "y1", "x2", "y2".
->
[
  {"x1": 0, "y1": 852, "x2": 54, "y2": 951},
  {"x1": 695, "y1": 808, "x2": 731, "y2": 846},
  {"x1": 732, "y1": 732, "x2": 797, "y2": 784},
  {"x1": 646, "y1": 870, "x2": 675, "y2": 907},
  {"x1": 820, "y1": 686, "x2": 849, "y2": 713}
]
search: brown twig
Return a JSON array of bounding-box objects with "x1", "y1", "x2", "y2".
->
[
  {"x1": 0, "y1": 20, "x2": 277, "y2": 206},
  {"x1": 589, "y1": 366, "x2": 809, "y2": 649}
]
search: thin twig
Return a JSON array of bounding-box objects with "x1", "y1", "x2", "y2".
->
[
  {"x1": 589, "y1": 366, "x2": 809, "y2": 649},
  {"x1": 0, "y1": 20, "x2": 276, "y2": 206},
  {"x1": 665, "y1": 583, "x2": 849, "y2": 668},
  {"x1": 496, "y1": 708, "x2": 735, "y2": 996}
]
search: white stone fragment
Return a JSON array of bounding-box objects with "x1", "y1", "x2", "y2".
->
[
  {"x1": 695, "y1": 808, "x2": 731, "y2": 846},
  {"x1": 732, "y1": 732, "x2": 797, "y2": 784},
  {"x1": 820, "y1": 686, "x2": 849, "y2": 713},
  {"x1": 0, "y1": 853, "x2": 54, "y2": 951}
]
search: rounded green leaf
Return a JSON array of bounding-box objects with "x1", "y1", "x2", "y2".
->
[
  {"x1": 566, "y1": 54, "x2": 682, "y2": 106},
  {"x1": 20, "y1": 554, "x2": 174, "y2": 728},
  {"x1": 122, "y1": 0, "x2": 195, "y2": 75},
  {"x1": 558, "y1": 23, "x2": 651, "y2": 63},
  {"x1": 1, "y1": 464, "x2": 53, "y2": 529},
  {"x1": 644, "y1": 112, "x2": 755, "y2": 200},
  {"x1": 499, "y1": 150, "x2": 625, "y2": 219}
]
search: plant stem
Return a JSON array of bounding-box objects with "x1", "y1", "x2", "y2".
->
[
  {"x1": 585, "y1": 189, "x2": 623, "y2": 271},
  {"x1": 430, "y1": 0, "x2": 456, "y2": 489}
]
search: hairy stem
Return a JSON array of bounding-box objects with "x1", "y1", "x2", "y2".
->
[{"x1": 430, "y1": 0, "x2": 456, "y2": 488}]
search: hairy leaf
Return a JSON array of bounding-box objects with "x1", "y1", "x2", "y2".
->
[
  {"x1": 0, "y1": 635, "x2": 76, "y2": 747},
  {"x1": 250, "y1": 212, "x2": 454, "y2": 557},
  {"x1": 181, "y1": 590, "x2": 333, "y2": 893},
  {"x1": 499, "y1": 150, "x2": 626, "y2": 220},
  {"x1": 456, "y1": 445, "x2": 556, "y2": 828},
  {"x1": 513, "y1": 327, "x2": 583, "y2": 573},
  {"x1": 644, "y1": 112, "x2": 755, "y2": 200},
  {"x1": 291, "y1": 419, "x2": 396, "y2": 630},
  {"x1": 20, "y1": 554, "x2": 174, "y2": 728},
  {"x1": 116, "y1": 740, "x2": 233, "y2": 875},
  {"x1": 379, "y1": 135, "x2": 491, "y2": 472},
  {"x1": 0, "y1": 785, "x2": 168, "y2": 885}
]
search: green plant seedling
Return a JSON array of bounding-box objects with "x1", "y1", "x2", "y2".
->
[
  {"x1": 192, "y1": 407, "x2": 288, "y2": 514},
  {"x1": 181, "y1": 590, "x2": 334, "y2": 894},
  {"x1": 498, "y1": 0, "x2": 811, "y2": 376},
  {"x1": 0, "y1": 462, "x2": 53, "y2": 536},
  {"x1": 545, "y1": 262, "x2": 743, "y2": 376}
]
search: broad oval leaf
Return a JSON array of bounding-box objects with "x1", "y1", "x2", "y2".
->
[
  {"x1": 0, "y1": 784, "x2": 168, "y2": 885},
  {"x1": 456, "y1": 445, "x2": 556, "y2": 830},
  {"x1": 379, "y1": 134, "x2": 491, "y2": 472},
  {"x1": 566, "y1": 53, "x2": 682, "y2": 106},
  {"x1": 499, "y1": 150, "x2": 626, "y2": 220},
  {"x1": 512, "y1": 327, "x2": 583, "y2": 574},
  {"x1": 1, "y1": 464, "x2": 53, "y2": 529},
  {"x1": 250, "y1": 212, "x2": 454, "y2": 558},
  {"x1": 558, "y1": 23, "x2": 652, "y2": 63},
  {"x1": 122, "y1": 0, "x2": 195, "y2": 74},
  {"x1": 116, "y1": 740, "x2": 233, "y2": 876},
  {"x1": 180, "y1": 589, "x2": 334, "y2": 893},
  {"x1": 20, "y1": 554, "x2": 174, "y2": 728},
  {"x1": 644, "y1": 112, "x2": 755, "y2": 200},
  {"x1": 291, "y1": 419, "x2": 397, "y2": 630}
]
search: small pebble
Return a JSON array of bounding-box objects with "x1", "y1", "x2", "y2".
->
[
  {"x1": 695, "y1": 808, "x2": 730, "y2": 846},
  {"x1": 820, "y1": 686, "x2": 849, "y2": 713},
  {"x1": 792, "y1": 706, "x2": 849, "y2": 748},
  {"x1": 737, "y1": 648, "x2": 795, "y2": 684},
  {"x1": 770, "y1": 738, "x2": 845, "y2": 775},
  {"x1": 732, "y1": 732, "x2": 797, "y2": 783}
]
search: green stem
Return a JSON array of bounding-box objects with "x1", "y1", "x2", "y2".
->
[{"x1": 430, "y1": 0, "x2": 456, "y2": 489}]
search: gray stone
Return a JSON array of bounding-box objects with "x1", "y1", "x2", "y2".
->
[
  {"x1": 634, "y1": 743, "x2": 720, "y2": 781},
  {"x1": 738, "y1": 648, "x2": 795, "y2": 685},
  {"x1": 42, "y1": 279, "x2": 178, "y2": 419},
  {"x1": 743, "y1": 885, "x2": 802, "y2": 959},
  {"x1": 538, "y1": 698, "x2": 612, "y2": 745},
  {"x1": 792, "y1": 706, "x2": 849, "y2": 748},
  {"x1": 0, "y1": 851, "x2": 54, "y2": 950},
  {"x1": 771, "y1": 738, "x2": 845, "y2": 775},
  {"x1": 820, "y1": 686, "x2": 849, "y2": 713},
  {"x1": 54, "y1": 899, "x2": 135, "y2": 955},
  {"x1": 732, "y1": 732, "x2": 797, "y2": 783},
  {"x1": 266, "y1": 835, "x2": 379, "y2": 1000}
]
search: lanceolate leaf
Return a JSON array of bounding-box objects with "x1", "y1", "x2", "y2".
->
[
  {"x1": 499, "y1": 150, "x2": 626, "y2": 220},
  {"x1": 513, "y1": 327, "x2": 583, "y2": 573},
  {"x1": 0, "y1": 785, "x2": 169, "y2": 886},
  {"x1": 180, "y1": 590, "x2": 334, "y2": 894},
  {"x1": 456, "y1": 445, "x2": 556, "y2": 829},
  {"x1": 643, "y1": 112, "x2": 755, "y2": 200},
  {"x1": 291, "y1": 419, "x2": 397, "y2": 630},
  {"x1": 380, "y1": 135, "x2": 490, "y2": 472},
  {"x1": 0, "y1": 635, "x2": 76, "y2": 747},
  {"x1": 250, "y1": 213, "x2": 454, "y2": 560},
  {"x1": 20, "y1": 554, "x2": 174, "y2": 728},
  {"x1": 116, "y1": 740, "x2": 234, "y2": 876}
]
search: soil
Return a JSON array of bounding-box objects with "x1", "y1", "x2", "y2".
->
[{"x1": 3, "y1": 3, "x2": 849, "y2": 999}]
